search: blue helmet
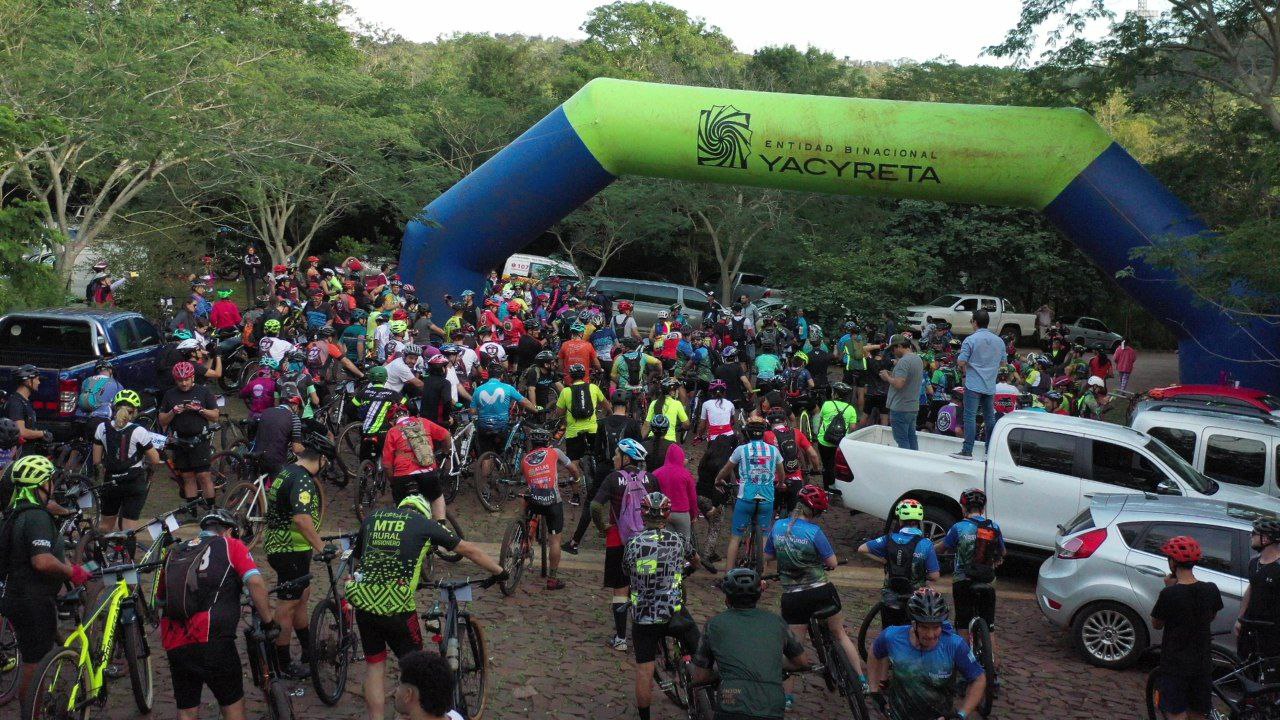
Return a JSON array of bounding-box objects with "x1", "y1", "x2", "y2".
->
[{"x1": 617, "y1": 438, "x2": 648, "y2": 462}]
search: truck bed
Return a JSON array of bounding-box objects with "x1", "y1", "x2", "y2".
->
[{"x1": 846, "y1": 424, "x2": 987, "y2": 462}]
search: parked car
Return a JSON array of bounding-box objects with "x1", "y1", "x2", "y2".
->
[
  {"x1": 588, "y1": 277, "x2": 711, "y2": 329},
  {"x1": 501, "y1": 253, "x2": 581, "y2": 283},
  {"x1": 904, "y1": 294, "x2": 1037, "y2": 342},
  {"x1": 834, "y1": 412, "x2": 1280, "y2": 553},
  {"x1": 0, "y1": 309, "x2": 165, "y2": 439},
  {"x1": 1130, "y1": 402, "x2": 1280, "y2": 497},
  {"x1": 1058, "y1": 316, "x2": 1123, "y2": 350},
  {"x1": 1144, "y1": 384, "x2": 1280, "y2": 419},
  {"x1": 703, "y1": 271, "x2": 784, "y2": 303},
  {"x1": 1037, "y1": 494, "x2": 1265, "y2": 669}
]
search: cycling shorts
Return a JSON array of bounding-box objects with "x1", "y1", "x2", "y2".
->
[
  {"x1": 0, "y1": 594, "x2": 58, "y2": 662},
  {"x1": 170, "y1": 437, "x2": 212, "y2": 472},
  {"x1": 565, "y1": 432, "x2": 594, "y2": 461},
  {"x1": 525, "y1": 500, "x2": 565, "y2": 535},
  {"x1": 391, "y1": 471, "x2": 442, "y2": 505},
  {"x1": 730, "y1": 497, "x2": 774, "y2": 537},
  {"x1": 1154, "y1": 672, "x2": 1212, "y2": 715},
  {"x1": 475, "y1": 427, "x2": 507, "y2": 456},
  {"x1": 603, "y1": 545, "x2": 626, "y2": 589},
  {"x1": 631, "y1": 609, "x2": 699, "y2": 664},
  {"x1": 99, "y1": 475, "x2": 149, "y2": 520},
  {"x1": 266, "y1": 550, "x2": 312, "y2": 600},
  {"x1": 780, "y1": 582, "x2": 842, "y2": 626},
  {"x1": 952, "y1": 579, "x2": 997, "y2": 630},
  {"x1": 355, "y1": 608, "x2": 422, "y2": 664},
  {"x1": 168, "y1": 639, "x2": 244, "y2": 709}
]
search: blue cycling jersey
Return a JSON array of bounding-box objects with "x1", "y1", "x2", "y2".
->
[
  {"x1": 872, "y1": 624, "x2": 984, "y2": 718},
  {"x1": 943, "y1": 516, "x2": 1006, "y2": 582},
  {"x1": 765, "y1": 517, "x2": 835, "y2": 589},
  {"x1": 729, "y1": 440, "x2": 780, "y2": 502},
  {"x1": 470, "y1": 380, "x2": 525, "y2": 430}
]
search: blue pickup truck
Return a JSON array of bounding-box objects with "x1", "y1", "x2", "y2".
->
[{"x1": 0, "y1": 309, "x2": 165, "y2": 439}]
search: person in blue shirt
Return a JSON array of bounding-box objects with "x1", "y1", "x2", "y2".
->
[
  {"x1": 764, "y1": 484, "x2": 865, "y2": 710},
  {"x1": 754, "y1": 342, "x2": 784, "y2": 382},
  {"x1": 868, "y1": 588, "x2": 986, "y2": 720},
  {"x1": 714, "y1": 420, "x2": 785, "y2": 570},
  {"x1": 936, "y1": 488, "x2": 1006, "y2": 648},
  {"x1": 470, "y1": 360, "x2": 540, "y2": 488},
  {"x1": 858, "y1": 499, "x2": 942, "y2": 627},
  {"x1": 955, "y1": 309, "x2": 1006, "y2": 458}
]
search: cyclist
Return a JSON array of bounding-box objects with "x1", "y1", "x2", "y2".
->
[
  {"x1": 157, "y1": 509, "x2": 276, "y2": 720},
  {"x1": 257, "y1": 318, "x2": 296, "y2": 363},
  {"x1": 520, "y1": 427, "x2": 580, "y2": 590},
  {"x1": 557, "y1": 322, "x2": 600, "y2": 385},
  {"x1": 239, "y1": 357, "x2": 279, "y2": 419},
  {"x1": 691, "y1": 568, "x2": 811, "y2": 720},
  {"x1": 814, "y1": 382, "x2": 858, "y2": 494},
  {"x1": 936, "y1": 489, "x2": 1005, "y2": 646},
  {"x1": 471, "y1": 361, "x2": 540, "y2": 485},
  {"x1": 755, "y1": 341, "x2": 784, "y2": 383},
  {"x1": 76, "y1": 358, "x2": 124, "y2": 446},
  {"x1": 1238, "y1": 518, "x2": 1280, "y2": 661},
  {"x1": 6, "y1": 365, "x2": 53, "y2": 450},
  {"x1": 697, "y1": 379, "x2": 738, "y2": 442},
  {"x1": 263, "y1": 427, "x2": 339, "y2": 680},
  {"x1": 419, "y1": 355, "x2": 456, "y2": 427},
  {"x1": 868, "y1": 587, "x2": 985, "y2": 720},
  {"x1": 625, "y1": 492, "x2": 701, "y2": 720},
  {"x1": 563, "y1": 391, "x2": 641, "y2": 556},
  {"x1": 712, "y1": 345, "x2": 754, "y2": 412},
  {"x1": 161, "y1": 361, "x2": 220, "y2": 508},
  {"x1": 713, "y1": 420, "x2": 785, "y2": 571},
  {"x1": 349, "y1": 494, "x2": 505, "y2": 720},
  {"x1": 764, "y1": 484, "x2": 865, "y2": 710},
  {"x1": 521, "y1": 349, "x2": 563, "y2": 410},
  {"x1": 279, "y1": 350, "x2": 321, "y2": 419},
  {"x1": 553, "y1": 363, "x2": 610, "y2": 479},
  {"x1": 590, "y1": 438, "x2": 660, "y2": 652},
  {"x1": 612, "y1": 337, "x2": 662, "y2": 409},
  {"x1": 611, "y1": 300, "x2": 641, "y2": 341},
  {"x1": 0, "y1": 455, "x2": 94, "y2": 718},
  {"x1": 91, "y1": 390, "x2": 163, "y2": 533},
  {"x1": 764, "y1": 409, "x2": 819, "y2": 515},
  {"x1": 1076, "y1": 375, "x2": 1110, "y2": 420},
  {"x1": 251, "y1": 385, "x2": 304, "y2": 478},
  {"x1": 781, "y1": 352, "x2": 815, "y2": 423},
  {"x1": 382, "y1": 406, "x2": 452, "y2": 515},
  {"x1": 858, "y1": 499, "x2": 941, "y2": 627},
  {"x1": 385, "y1": 343, "x2": 425, "y2": 397},
  {"x1": 1151, "y1": 535, "x2": 1221, "y2": 720},
  {"x1": 644, "y1": 376, "x2": 688, "y2": 443}
]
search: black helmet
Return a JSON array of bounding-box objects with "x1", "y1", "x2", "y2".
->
[
  {"x1": 199, "y1": 508, "x2": 239, "y2": 532},
  {"x1": 0, "y1": 418, "x2": 19, "y2": 449},
  {"x1": 766, "y1": 408, "x2": 787, "y2": 425},
  {"x1": 660, "y1": 376, "x2": 681, "y2": 391},
  {"x1": 318, "y1": 326, "x2": 335, "y2": 338},
  {"x1": 649, "y1": 414, "x2": 670, "y2": 431},
  {"x1": 907, "y1": 587, "x2": 950, "y2": 623},
  {"x1": 745, "y1": 420, "x2": 768, "y2": 439},
  {"x1": 94, "y1": 358, "x2": 113, "y2": 372},
  {"x1": 620, "y1": 337, "x2": 640, "y2": 350},
  {"x1": 14, "y1": 364, "x2": 39, "y2": 381},
  {"x1": 528, "y1": 427, "x2": 552, "y2": 447},
  {"x1": 1255, "y1": 518, "x2": 1280, "y2": 541},
  {"x1": 568, "y1": 363, "x2": 586, "y2": 380},
  {"x1": 285, "y1": 349, "x2": 307, "y2": 364},
  {"x1": 720, "y1": 568, "x2": 762, "y2": 607},
  {"x1": 299, "y1": 421, "x2": 336, "y2": 458},
  {"x1": 535, "y1": 350, "x2": 556, "y2": 364},
  {"x1": 831, "y1": 381, "x2": 852, "y2": 396},
  {"x1": 960, "y1": 488, "x2": 987, "y2": 510}
]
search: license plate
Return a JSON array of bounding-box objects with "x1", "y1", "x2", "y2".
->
[
  {"x1": 105, "y1": 569, "x2": 139, "y2": 586},
  {"x1": 215, "y1": 395, "x2": 226, "y2": 408},
  {"x1": 451, "y1": 584, "x2": 473, "y2": 603},
  {"x1": 76, "y1": 492, "x2": 95, "y2": 510}
]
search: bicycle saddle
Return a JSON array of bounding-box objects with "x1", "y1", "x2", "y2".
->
[{"x1": 811, "y1": 603, "x2": 841, "y2": 620}]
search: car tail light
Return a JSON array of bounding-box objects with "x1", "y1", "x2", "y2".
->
[
  {"x1": 834, "y1": 448, "x2": 852, "y2": 482},
  {"x1": 1045, "y1": 597, "x2": 1062, "y2": 610},
  {"x1": 59, "y1": 379, "x2": 79, "y2": 416},
  {"x1": 1057, "y1": 527, "x2": 1108, "y2": 559}
]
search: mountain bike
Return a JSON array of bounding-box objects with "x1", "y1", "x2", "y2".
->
[
  {"x1": 24, "y1": 559, "x2": 165, "y2": 719},
  {"x1": 354, "y1": 455, "x2": 390, "y2": 520},
  {"x1": 421, "y1": 579, "x2": 492, "y2": 719},
  {"x1": 308, "y1": 533, "x2": 360, "y2": 705},
  {"x1": 0, "y1": 616, "x2": 18, "y2": 707},
  {"x1": 808, "y1": 600, "x2": 869, "y2": 719},
  {"x1": 1146, "y1": 619, "x2": 1278, "y2": 719},
  {"x1": 967, "y1": 582, "x2": 998, "y2": 718},
  {"x1": 245, "y1": 575, "x2": 313, "y2": 720},
  {"x1": 734, "y1": 496, "x2": 769, "y2": 575},
  {"x1": 474, "y1": 416, "x2": 532, "y2": 513},
  {"x1": 498, "y1": 495, "x2": 548, "y2": 596},
  {"x1": 441, "y1": 413, "x2": 478, "y2": 504},
  {"x1": 652, "y1": 633, "x2": 696, "y2": 711},
  {"x1": 857, "y1": 588, "x2": 912, "y2": 661}
]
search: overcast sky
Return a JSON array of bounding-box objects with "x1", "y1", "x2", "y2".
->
[{"x1": 344, "y1": 0, "x2": 1157, "y2": 66}]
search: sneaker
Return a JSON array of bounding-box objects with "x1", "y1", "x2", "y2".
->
[
  {"x1": 282, "y1": 661, "x2": 311, "y2": 680},
  {"x1": 562, "y1": 541, "x2": 579, "y2": 556},
  {"x1": 609, "y1": 636, "x2": 628, "y2": 652},
  {"x1": 825, "y1": 487, "x2": 843, "y2": 497},
  {"x1": 546, "y1": 578, "x2": 566, "y2": 591},
  {"x1": 950, "y1": 452, "x2": 973, "y2": 460}
]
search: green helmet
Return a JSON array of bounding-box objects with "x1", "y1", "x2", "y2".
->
[
  {"x1": 895, "y1": 498, "x2": 925, "y2": 522},
  {"x1": 570, "y1": 321, "x2": 586, "y2": 334},
  {"x1": 366, "y1": 366, "x2": 388, "y2": 384},
  {"x1": 264, "y1": 319, "x2": 281, "y2": 333},
  {"x1": 398, "y1": 494, "x2": 432, "y2": 518},
  {"x1": 10, "y1": 455, "x2": 54, "y2": 487},
  {"x1": 216, "y1": 289, "x2": 233, "y2": 299},
  {"x1": 260, "y1": 357, "x2": 280, "y2": 370},
  {"x1": 390, "y1": 320, "x2": 408, "y2": 334},
  {"x1": 113, "y1": 389, "x2": 142, "y2": 408},
  {"x1": 172, "y1": 329, "x2": 194, "y2": 341}
]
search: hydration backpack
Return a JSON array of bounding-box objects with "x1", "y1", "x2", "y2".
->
[
  {"x1": 822, "y1": 402, "x2": 851, "y2": 446},
  {"x1": 163, "y1": 536, "x2": 230, "y2": 623},
  {"x1": 967, "y1": 518, "x2": 1002, "y2": 584},
  {"x1": 399, "y1": 419, "x2": 436, "y2": 467},
  {"x1": 77, "y1": 375, "x2": 111, "y2": 413},
  {"x1": 773, "y1": 427, "x2": 800, "y2": 474},
  {"x1": 569, "y1": 383, "x2": 595, "y2": 420},
  {"x1": 884, "y1": 534, "x2": 924, "y2": 596},
  {"x1": 101, "y1": 422, "x2": 145, "y2": 481},
  {"x1": 616, "y1": 470, "x2": 649, "y2": 544},
  {"x1": 622, "y1": 353, "x2": 643, "y2": 386}
]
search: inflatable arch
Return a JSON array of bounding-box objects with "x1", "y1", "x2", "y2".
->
[{"x1": 400, "y1": 78, "x2": 1280, "y2": 393}]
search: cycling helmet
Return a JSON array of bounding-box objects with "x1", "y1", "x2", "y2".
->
[
  {"x1": 1087, "y1": 375, "x2": 1106, "y2": 389},
  {"x1": 656, "y1": 310, "x2": 669, "y2": 320},
  {"x1": 1045, "y1": 391, "x2": 1063, "y2": 402},
  {"x1": 649, "y1": 414, "x2": 670, "y2": 431},
  {"x1": 285, "y1": 349, "x2": 307, "y2": 364},
  {"x1": 278, "y1": 383, "x2": 303, "y2": 405},
  {"x1": 113, "y1": 390, "x2": 142, "y2": 408},
  {"x1": 403, "y1": 284, "x2": 416, "y2": 294},
  {"x1": 389, "y1": 404, "x2": 412, "y2": 421},
  {"x1": 570, "y1": 321, "x2": 586, "y2": 334},
  {"x1": 617, "y1": 438, "x2": 648, "y2": 462},
  {"x1": 577, "y1": 310, "x2": 593, "y2": 322},
  {"x1": 13, "y1": 364, "x2": 39, "y2": 381},
  {"x1": 300, "y1": 428, "x2": 336, "y2": 458},
  {"x1": 708, "y1": 379, "x2": 728, "y2": 394},
  {"x1": 797, "y1": 484, "x2": 829, "y2": 514},
  {"x1": 1036, "y1": 355, "x2": 1053, "y2": 368},
  {"x1": 720, "y1": 568, "x2": 762, "y2": 607},
  {"x1": 260, "y1": 357, "x2": 281, "y2": 371},
  {"x1": 402, "y1": 343, "x2": 422, "y2": 357},
  {"x1": 199, "y1": 508, "x2": 239, "y2": 532},
  {"x1": 620, "y1": 337, "x2": 640, "y2": 350},
  {"x1": 793, "y1": 351, "x2": 809, "y2": 364},
  {"x1": 660, "y1": 376, "x2": 681, "y2": 390},
  {"x1": 10, "y1": 454, "x2": 54, "y2": 487},
  {"x1": 427, "y1": 354, "x2": 449, "y2": 368},
  {"x1": 94, "y1": 358, "x2": 112, "y2": 372},
  {"x1": 535, "y1": 350, "x2": 556, "y2": 364},
  {"x1": 460, "y1": 289, "x2": 475, "y2": 297},
  {"x1": 440, "y1": 344, "x2": 461, "y2": 356},
  {"x1": 831, "y1": 381, "x2": 852, "y2": 396},
  {"x1": 501, "y1": 289, "x2": 513, "y2": 300},
  {"x1": 721, "y1": 346, "x2": 739, "y2": 361},
  {"x1": 528, "y1": 427, "x2": 552, "y2": 447},
  {"x1": 766, "y1": 408, "x2": 787, "y2": 425},
  {"x1": 0, "y1": 418, "x2": 18, "y2": 449},
  {"x1": 641, "y1": 492, "x2": 672, "y2": 523},
  {"x1": 390, "y1": 320, "x2": 408, "y2": 335},
  {"x1": 809, "y1": 324, "x2": 824, "y2": 339},
  {"x1": 398, "y1": 493, "x2": 433, "y2": 517},
  {"x1": 907, "y1": 587, "x2": 950, "y2": 624},
  {"x1": 318, "y1": 326, "x2": 335, "y2": 338},
  {"x1": 745, "y1": 420, "x2": 768, "y2": 439},
  {"x1": 263, "y1": 319, "x2": 281, "y2": 333},
  {"x1": 1254, "y1": 518, "x2": 1280, "y2": 541},
  {"x1": 568, "y1": 363, "x2": 586, "y2": 379},
  {"x1": 172, "y1": 361, "x2": 196, "y2": 380},
  {"x1": 959, "y1": 488, "x2": 987, "y2": 510},
  {"x1": 894, "y1": 498, "x2": 925, "y2": 522},
  {"x1": 177, "y1": 338, "x2": 201, "y2": 352},
  {"x1": 1161, "y1": 535, "x2": 1202, "y2": 565},
  {"x1": 843, "y1": 321, "x2": 857, "y2": 332},
  {"x1": 618, "y1": 300, "x2": 633, "y2": 313}
]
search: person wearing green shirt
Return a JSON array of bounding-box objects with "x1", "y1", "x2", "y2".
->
[
  {"x1": 815, "y1": 382, "x2": 859, "y2": 494},
  {"x1": 754, "y1": 343, "x2": 784, "y2": 381},
  {"x1": 644, "y1": 377, "x2": 689, "y2": 442},
  {"x1": 554, "y1": 363, "x2": 611, "y2": 478}
]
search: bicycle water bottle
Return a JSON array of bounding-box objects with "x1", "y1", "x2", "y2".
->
[{"x1": 446, "y1": 636, "x2": 460, "y2": 672}]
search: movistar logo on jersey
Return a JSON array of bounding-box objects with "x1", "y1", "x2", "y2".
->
[{"x1": 698, "y1": 105, "x2": 752, "y2": 169}]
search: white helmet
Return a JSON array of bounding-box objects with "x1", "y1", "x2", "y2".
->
[
  {"x1": 176, "y1": 339, "x2": 202, "y2": 351},
  {"x1": 1087, "y1": 375, "x2": 1106, "y2": 389}
]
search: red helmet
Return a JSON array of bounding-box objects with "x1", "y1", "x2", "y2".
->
[
  {"x1": 348, "y1": 259, "x2": 363, "y2": 271},
  {"x1": 171, "y1": 361, "x2": 196, "y2": 380},
  {"x1": 390, "y1": 404, "x2": 411, "y2": 420},
  {"x1": 306, "y1": 256, "x2": 320, "y2": 263},
  {"x1": 1161, "y1": 535, "x2": 1202, "y2": 564},
  {"x1": 506, "y1": 301, "x2": 520, "y2": 313},
  {"x1": 392, "y1": 309, "x2": 409, "y2": 320},
  {"x1": 618, "y1": 300, "x2": 633, "y2": 312},
  {"x1": 273, "y1": 264, "x2": 288, "y2": 274},
  {"x1": 427, "y1": 354, "x2": 449, "y2": 367},
  {"x1": 797, "y1": 484, "x2": 829, "y2": 514}
]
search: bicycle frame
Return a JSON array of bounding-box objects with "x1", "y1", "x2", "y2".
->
[
  {"x1": 56, "y1": 573, "x2": 140, "y2": 712},
  {"x1": 447, "y1": 421, "x2": 476, "y2": 479}
]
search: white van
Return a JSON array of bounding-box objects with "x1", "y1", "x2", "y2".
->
[
  {"x1": 1131, "y1": 403, "x2": 1280, "y2": 498},
  {"x1": 501, "y1": 254, "x2": 580, "y2": 282}
]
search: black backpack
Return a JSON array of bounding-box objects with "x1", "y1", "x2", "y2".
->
[
  {"x1": 163, "y1": 535, "x2": 230, "y2": 622},
  {"x1": 569, "y1": 382, "x2": 595, "y2": 420},
  {"x1": 101, "y1": 422, "x2": 144, "y2": 481},
  {"x1": 773, "y1": 427, "x2": 801, "y2": 474},
  {"x1": 730, "y1": 317, "x2": 748, "y2": 343},
  {"x1": 823, "y1": 402, "x2": 850, "y2": 446},
  {"x1": 623, "y1": 353, "x2": 643, "y2": 385},
  {"x1": 966, "y1": 518, "x2": 1003, "y2": 584},
  {"x1": 884, "y1": 534, "x2": 924, "y2": 596},
  {"x1": 613, "y1": 315, "x2": 629, "y2": 338},
  {"x1": 598, "y1": 416, "x2": 633, "y2": 463}
]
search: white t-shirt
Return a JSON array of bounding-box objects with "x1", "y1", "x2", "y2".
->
[
  {"x1": 384, "y1": 356, "x2": 421, "y2": 393},
  {"x1": 445, "y1": 366, "x2": 462, "y2": 403},
  {"x1": 257, "y1": 336, "x2": 296, "y2": 362},
  {"x1": 459, "y1": 347, "x2": 480, "y2": 375},
  {"x1": 478, "y1": 341, "x2": 507, "y2": 364},
  {"x1": 700, "y1": 398, "x2": 736, "y2": 437},
  {"x1": 373, "y1": 324, "x2": 392, "y2": 356},
  {"x1": 93, "y1": 421, "x2": 154, "y2": 471},
  {"x1": 611, "y1": 313, "x2": 638, "y2": 338}
]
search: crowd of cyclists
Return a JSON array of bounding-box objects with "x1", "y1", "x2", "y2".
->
[{"x1": 0, "y1": 255, "x2": 1221, "y2": 720}]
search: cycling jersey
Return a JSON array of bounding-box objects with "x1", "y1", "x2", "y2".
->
[
  {"x1": 712, "y1": 362, "x2": 747, "y2": 402},
  {"x1": 470, "y1": 379, "x2": 525, "y2": 431},
  {"x1": 522, "y1": 446, "x2": 572, "y2": 505},
  {"x1": 264, "y1": 464, "x2": 321, "y2": 555},
  {"x1": 556, "y1": 381, "x2": 606, "y2": 438},
  {"x1": 557, "y1": 339, "x2": 597, "y2": 384},
  {"x1": 729, "y1": 440, "x2": 781, "y2": 502},
  {"x1": 766, "y1": 516, "x2": 835, "y2": 589},
  {"x1": 382, "y1": 417, "x2": 449, "y2": 477},
  {"x1": 645, "y1": 396, "x2": 688, "y2": 442},
  {"x1": 589, "y1": 325, "x2": 617, "y2": 362},
  {"x1": 865, "y1": 529, "x2": 940, "y2": 589},
  {"x1": 943, "y1": 516, "x2": 1006, "y2": 583},
  {"x1": 252, "y1": 405, "x2": 302, "y2": 469},
  {"x1": 384, "y1": 356, "x2": 421, "y2": 394},
  {"x1": 521, "y1": 366, "x2": 559, "y2": 408},
  {"x1": 623, "y1": 527, "x2": 693, "y2": 624},
  {"x1": 257, "y1": 336, "x2": 296, "y2": 362},
  {"x1": 700, "y1": 398, "x2": 736, "y2": 439},
  {"x1": 357, "y1": 384, "x2": 401, "y2": 435},
  {"x1": 754, "y1": 353, "x2": 783, "y2": 380},
  {"x1": 614, "y1": 351, "x2": 661, "y2": 388},
  {"x1": 157, "y1": 533, "x2": 261, "y2": 650},
  {"x1": 347, "y1": 507, "x2": 460, "y2": 615},
  {"x1": 872, "y1": 624, "x2": 984, "y2": 720}
]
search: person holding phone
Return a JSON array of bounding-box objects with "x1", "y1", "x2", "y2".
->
[{"x1": 160, "y1": 362, "x2": 220, "y2": 508}]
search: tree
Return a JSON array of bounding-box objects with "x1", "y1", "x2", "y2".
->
[
  {"x1": 554, "y1": 179, "x2": 689, "y2": 279},
  {"x1": 675, "y1": 185, "x2": 791, "y2": 300},
  {"x1": 745, "y1": 45, "x2": 867, "y2": 96},
  {"x1": 562, "y1": 1, "x2": 741, "y2": 85}
]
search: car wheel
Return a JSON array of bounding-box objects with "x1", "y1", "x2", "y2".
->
[{"x1": 1071, "y1": 601, "x2": 1148, "y2": 669}]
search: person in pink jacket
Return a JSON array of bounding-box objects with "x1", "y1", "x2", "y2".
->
[
  {"x1": 1114, "y1": 340, "x2": 1138, "y2": 391},
  {"x1": 652, "y1": 442, "x2": 698, "y2": 543}
]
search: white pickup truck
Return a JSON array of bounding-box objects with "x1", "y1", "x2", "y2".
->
[
  {"x1": 834, "y1": 412, "x2": 1280, "y2": 554},
  {"x1": 904, "y1": 294, "x2": 1037, "y2": 342}
]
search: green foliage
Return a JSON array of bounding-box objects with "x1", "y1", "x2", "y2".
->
[
  {"x1": 0, "y1": 199, "x2": 67, "y2": 310},
  {"x1": 746, "y1": 46, "x2": 867, "y2": 96},
  {"x1": 1131, "y1": 218, "x2": 1280, "y2": 317}
]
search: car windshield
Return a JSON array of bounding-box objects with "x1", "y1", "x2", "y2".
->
[
  {"x1": 1146, "y1": 438, "x2": 1218, "y2": 494},
  {"x1": 1003, "y1": 299, "x2": 1017, "y2": 312},
  {"x1": 926, "y1": 295, "x2": 962, "y2": 307}
]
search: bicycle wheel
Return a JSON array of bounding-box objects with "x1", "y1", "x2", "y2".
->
[
  {"x1": 809, "y1": 622, "x2": 838, "y2": 692},
  {"x1": 25, "y1": 646, "x2": 88, "y2": 720},
  {"x1": 122, "y1": 616, "x2": 155, "y2": 713},
  {"x1": 267, "y1": 679, "x2": 295, "y2": 720},
  {"x1": 828, "y1": 626, "x2": 870, "y2": 720},
  {"x1": 455, "y1": 617, "x2": 488, "y2": 720},
  {"x1": 334, "y1": 423, "x2": 363, "y2": 485},
  {"x1": 308, "y1": 598, "x2": 351, "y2": 705},
  {"x1": 442, "y1": 469, "x2": 461, "y2": 504},
  {"x1": 857, "y1": 601, "x2": 885, "y2": 661},
  {"x1": 434, "y1": 510, "x2": 465, "y2": 564},
  {"x1": 1145, "y1": 669, "x2": 1167, "y2": 720},
  {"x1": 475, "y1": 452, "x2": 506, "y2": 513},
  {"x1": 223, "y1": 480, "x2": 267, "y2": 549},
  {"x1": 0, "y1": 616, "x2": 19, "y2": 707},
  {"x1": 968, "y1": 618, "x2": 996, "y2": 718},
  {"x1": 354, "y1": 460, "x2": 384, "y2": 520},
  {"x1": 691, "y1": 686, "x2": 717, "y2": 720},
  {"x1": 498, "y1": 519, "x2": 527, "y2": 596},
  {"x1": 209, "y1": 450, "x2": 247, "y2": 493},
  {"x1": 652, "y1": 637, "x2": 690, "y2": 709}
]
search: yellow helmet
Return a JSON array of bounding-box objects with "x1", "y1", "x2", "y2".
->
[
  {"x1": 398, "y1": 494, "x2": 432, "y2": 518},
  {"x1": 113, "y1": 389, "x2": 142, "y2": 408},
  {"x1": 10, "y1": 454, "x2": 55, "y2": 487}
]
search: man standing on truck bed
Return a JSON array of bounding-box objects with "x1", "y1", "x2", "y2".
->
[
  {"x1": 7, "y1": 365, "x2": 53, "y2": 454},
  {"x1": 954, "y1": 310, "x2": 1004, "y2": 459}
]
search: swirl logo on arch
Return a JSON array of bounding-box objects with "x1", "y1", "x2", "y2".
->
[{"x1": 697, "y1": 105, "x2": 752, "y2": 169}]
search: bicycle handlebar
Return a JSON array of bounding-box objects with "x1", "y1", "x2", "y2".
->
[{"x1": 92, "y1": 560, "x2": 166, "y2": 579}]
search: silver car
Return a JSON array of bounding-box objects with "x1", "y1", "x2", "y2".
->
[
  {"x1": 1037, "y1": 494, "x2": 1268, "y2": 669},
  {"x1": 1060, "y1": 316, "x2": 1123, "y2": 350}
]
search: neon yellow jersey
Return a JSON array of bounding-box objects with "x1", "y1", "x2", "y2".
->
[{"x1": 645, "y1": 396, "x2": 688, "y2": 441}]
